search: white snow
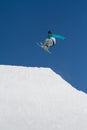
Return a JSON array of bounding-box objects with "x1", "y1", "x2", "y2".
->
[{"x1": 0, "y1": 65, "x2": 87, "y2": 130}]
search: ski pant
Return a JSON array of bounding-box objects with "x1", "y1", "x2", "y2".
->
[{"x1": 44, "y1": 38, "x2": 56, "y2": 47}]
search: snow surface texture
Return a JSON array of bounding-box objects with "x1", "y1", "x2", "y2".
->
[{"x1": 0, "y1": 65, "x2": 87, "y2": 130}]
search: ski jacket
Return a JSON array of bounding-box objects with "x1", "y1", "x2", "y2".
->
[{"x1": 47, "y1": 34, "x2": 65, "y2": 40}]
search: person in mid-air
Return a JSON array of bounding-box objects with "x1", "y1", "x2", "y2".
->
[{"x1": 44, "y1": 30, "x2": 65, "y2": 48}]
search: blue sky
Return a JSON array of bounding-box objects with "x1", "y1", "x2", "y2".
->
[{"x1": 0, "y1": 0, "x2": 87, "y2": 93}]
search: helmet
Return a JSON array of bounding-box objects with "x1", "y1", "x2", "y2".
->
[{"x1": 48, "y1": 30, "x2": 52, "y2": 34}]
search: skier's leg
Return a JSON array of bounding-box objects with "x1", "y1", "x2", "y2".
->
[
  {"x1": 43, "y1": 39, "x2": 50, "y2": 49},
  {"x1": 44, "y1": 38, "x2": 56, "y2": 49},
  {"x1": 44, "y1": 39, "x2": 49, "y2": 46}
]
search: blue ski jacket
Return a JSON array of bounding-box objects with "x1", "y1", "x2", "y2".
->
[{"x1": 47, "y1": 34, "x2": 65, "y2": 40}]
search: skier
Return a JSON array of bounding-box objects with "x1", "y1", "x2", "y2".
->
[{"x1": 44, "y1": 30, "x2": 65, "y2": 49}]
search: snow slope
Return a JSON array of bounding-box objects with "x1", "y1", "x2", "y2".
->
[{"x1": 0, "y1": 65, "x2": 87, "y2": 130}]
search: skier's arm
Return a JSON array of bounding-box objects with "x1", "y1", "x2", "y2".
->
[{"x1": 53, "y1": 34, "x2": 65, "y2": 40}]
